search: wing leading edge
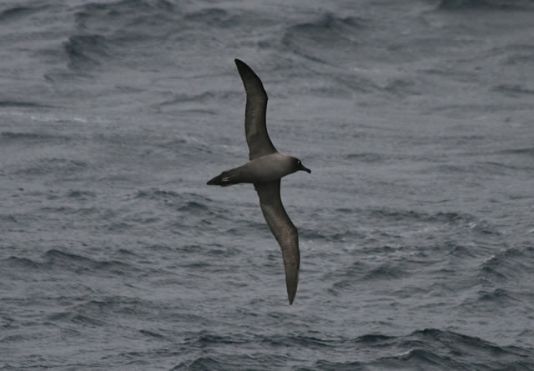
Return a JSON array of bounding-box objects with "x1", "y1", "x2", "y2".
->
[{"x1": 235, "y1": 59, "x2": 277, "y2": 160}]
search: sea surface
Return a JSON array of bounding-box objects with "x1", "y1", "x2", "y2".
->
[{"x1": 1, "y1": 0, "x2": 534, "y2": 369}]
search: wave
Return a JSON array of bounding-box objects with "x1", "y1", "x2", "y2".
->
[
  {"x1": 44, "y1": 249, "x2": 132, "y2": 273},
  {"x1": 370, "y1": 208, "x2": 475, "y2": 225},
  {"x1": 63, "y1": 34, "x2": 110, "y2": 70},
  {"x1": 447, "y1": 242, "x2": 478, "y2": 258},
  {"x1": 500, "y1": 147, "x2": 534, "y2": 156},
  {"x1": 281, "y1": 13, "x2": 365, "y2": 65},
  {"x1": 172, "y1": 357, "x2": 232, "y2": 371},
  {"x1": 74, "y1": 0, "x2": 176, "y2": 34},
  {"x1": 367, "y1": 208, "x2": 499, "y2": 235},
  {"x1": 361, "y1": 263, "x2": 408, "y2": 281},
  {"x1": 492, "y1": 83, "x2": 534, "y2": 96},
  {"x1": 1, "y1": 256, "x2": 42, "y2": 270},
  {"x1": 1, "y1": 249, "x2": 137, "y2": 276},
  {"x1": 185, "y1": 8, "x2": 240, "y2": 28},
  {"x1": 67, "y1": 190, "x2": 96, "y2": 199},
  {"x1": 173, "y1": 354, "x2": 288, "y2": 371},
  {"x1": 139, "y1": 329, "x2": 166, "y2": 339},
  {"x1": 134, "y1": 188, "x2": 183, "y2": 201},
  {"x1": 71, "y1": 296, "x2": 152, "y2": 318},
  {"x1": 374, "y1": 348, "x2": 464, "y2": 369},
  {"x1": 478, "y1": 245, "x2": 534, "y2": 282},
  {"x1": 261, "y1": 334, "x2": 336, "y2": 349},
  {"x1": 0, "y1": 5, "x2": 44, "y2": 22},
  {"x1": 477, "y1": 288, "x2": 520, "y2": 304},
  {"x1": 326, "y1": 328, "x2": 533, "y2": 369},
  {"x1": 47, "y1": 312, "x2": 105, "y2": 327},
  {"x1": 329, "y1": 260, "x2": 409, "y2": 294},
  {"x1": 15, "y1": 158, "x2": 88, "y2": 176},
  {"x1": 186, "y1": 331, "x2": 250, "y2": 347},
  {"x1": 458, "y1": 287, "x2": 524, "y2": 316},
  {"x1": 438, "y1": 0, "x2": 534, "y2": 10},
  {"x1": 0, "y1": 131, "x2": 69, "y2": 144},
  {"x1": 299, "y1": 228, "x2": 365, "y2": 243},
  {"x1": 0, "y1": 100, "x2": 49, "y2": 108},
  {"x1": 0, "y1": 214, "x2": 18, "y2": 224},
  {"x1": 502, "y1": 47, "x2": 534, "y2": 66},
  {"x1": 283, "y1": 12, "x2": 364, "y2": 45},
  {"x1": 134, "y1": 189, "x2": 214, "y2": 212},
  {"x1": 62, "y1": 0, "x2": 178, "y2": 72},
  {"x1": 132, "y1": 188, "x2": 228, "y2": 230},
  {"x1": 73, "y1": 0, "x2": 249, "y2": 43},
  {"x1": 173, "y1": 328, "x2": 534, "y2": 369},
  {"x1": 345, "y1": 152, "x2": 386, "y2": 163},
  {"x1": 151, "y1": 92, "x2": 220, "y2": 114}
]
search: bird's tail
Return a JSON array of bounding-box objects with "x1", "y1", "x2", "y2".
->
[{"x1": 207, "y1": 169, "x2": 240, "y2": 187}]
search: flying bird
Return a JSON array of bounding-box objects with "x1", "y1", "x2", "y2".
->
[{"x1": 207, "y1": 59, "x2": 311, "y2": 304}]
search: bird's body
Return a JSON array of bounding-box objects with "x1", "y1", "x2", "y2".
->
[
  {"x1": 207, "y1": 153, "x2": 303, "y2": 186},
  {"x1": 207, "y1": 59, "x2": 310, "y2": 304}
]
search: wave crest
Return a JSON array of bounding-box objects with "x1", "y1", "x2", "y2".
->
[{"x1": 438, "y1": 0, "x2": 534, "y2": 10}]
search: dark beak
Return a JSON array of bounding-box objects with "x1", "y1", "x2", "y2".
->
[{"x1": 299, "y1": 164, "x2": 311, "y2": 173}]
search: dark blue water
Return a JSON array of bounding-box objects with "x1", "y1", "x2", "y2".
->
[{"x1": 1, "y1": 0, "x2": 534, "y2": 369}]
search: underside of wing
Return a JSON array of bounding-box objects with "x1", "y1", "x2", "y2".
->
[
  {"x1": 235, "y1": 59, "x2": 277, "y2": 160},
  {"x1": 254, "y1": 180, "x2": 300, "y2": 304}
]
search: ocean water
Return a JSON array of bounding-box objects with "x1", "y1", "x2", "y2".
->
[{"x1": 1, "y1": 0, "x2": 534, "y2": 369}]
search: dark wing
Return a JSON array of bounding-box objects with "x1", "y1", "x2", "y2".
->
[
  {"x1": 235, "y1": 59, "x2": 277, "y2": 160},
  {"x1": 255, "y1": 181, "x2": 300, "y2": 304}
]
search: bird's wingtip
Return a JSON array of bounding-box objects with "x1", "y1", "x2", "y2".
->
[
  {"x1": 285, "y1": 266, "x2": 298, "y2": 305},
  {"x1": 288, "y1": 296, "x2": 295, "y2": 305}
]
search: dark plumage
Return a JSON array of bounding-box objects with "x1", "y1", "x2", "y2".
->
[{"x1": 207, "y1": 59, "x2": 310, "y2": 304}]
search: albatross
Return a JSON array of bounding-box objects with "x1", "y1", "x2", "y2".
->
[{"x1": 207, "y1": 59, "x2": 311, "y2": 304}]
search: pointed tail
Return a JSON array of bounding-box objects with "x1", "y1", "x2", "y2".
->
[{"x1": 207, "y1": 170, "x2": 240, "y2": 187}]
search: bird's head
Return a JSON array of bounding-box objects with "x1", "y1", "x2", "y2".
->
[{"x1": 293, "y1": 158, "x2": 311, "y2": 174}]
